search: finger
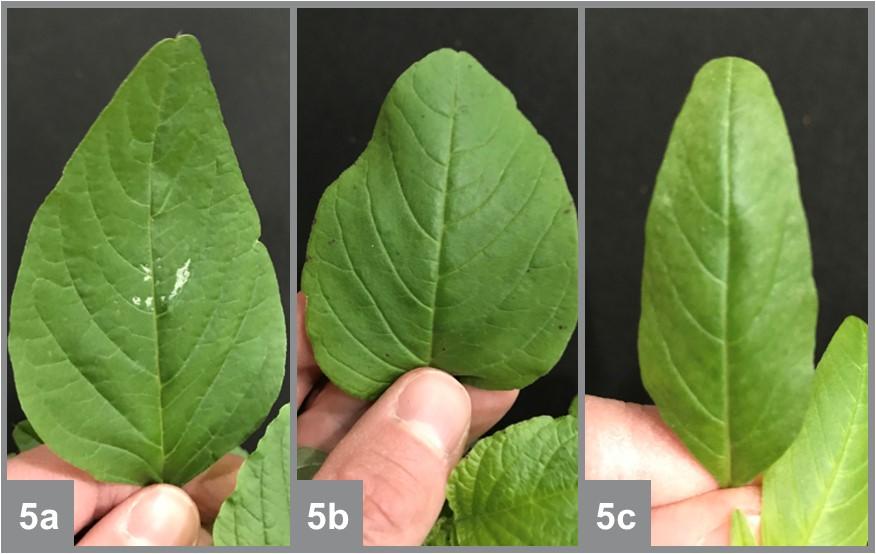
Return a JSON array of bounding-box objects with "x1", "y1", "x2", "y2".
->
[
  {"x1": 77, "y1": 484, "x2": 201, "y2": 546},
  {"x1": 197, "y1": 527, "x2": 213, "y2": 546},
  {"x1": 297, "y1": 382, "x2": 369, "y2": 451},
  {"x1": 8, "y1": 445, "x2": 139, "y2": 533},
  {"x1": 464, "y1": 386, "x2": 518, "y2": 442},
  {"x1": 297, "y1": 291, "x2": 322, "y2": 407},
  {"x1": 183, "y1": 453, "x2": 245, "y2": 525},
  {"x1": 583, "y1": 395, "x2": 718, "y2": 506},
  {"x1": 315, "y1": 368, "x2": 471, "y2": 546},
  {"x1": 651, "y1": 485, "x2": 761, "y2": 546}
]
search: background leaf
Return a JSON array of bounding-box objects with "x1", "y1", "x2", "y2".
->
[
  {"x1": 437, "y1": 415, "x2": 578, "y2": 546},
  {"x1": 638, "y1": 57, "x2": 817, "y2": 486},
  {"x1": 296, "y1": 446, "x2": 326, "y2": 480},
  {"x1": 8, "y1": 35, "x2": 286, "y2": 485},
  {"x1": 213, "y1": 404, "x2": 290, "y2": 546},
  {"x1": 302, "y1": 49, "x2": 577, "y2": 399},
  {"x1": 12, "y1": 420, "x2": 42, "y2": 453},
  {"x1": 730, "y1": 509, "x2": 757, "y2": 546},
  {"x1": 761, "y1": 316, "x2": 868, "y2": 546}
]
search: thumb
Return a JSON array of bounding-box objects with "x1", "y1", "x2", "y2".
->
[
  {"x1": 77, "y1": 484, "x2": 201, "y2": 546},
  {"x1": 314, "y1": 368, "x2": 471, "y2": 546}
]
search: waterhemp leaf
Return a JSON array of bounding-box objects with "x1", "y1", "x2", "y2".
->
[
  {"x1": 435, "y1": 415, "x2": 578, "y2": 546},
  {"x1": 730, "y1": 509, "x2": 757, "y2": 546},
  {"x1": 8, "y1": 35, "x2": 286, "y2": 485},
  {"x1": 302, "y1": 49, "x2": 577, "y2": 399},
  {"x1": 639, "y1": 57, "x2": 817, "y2": 486},
  {"x1": 761, "y1": 316, "x2": 868, "y2": 546},
  {"x1": 214, "y1": 404, "x2": 290, "y2": 546},
  {"x1": 296, "y1": 446, "x2": 327, "y2": 479},
  {"x1": 12, "y1": 420, "x2": 42, "y2": 453},
  {"x1": 568, "y1": 394, "x2": 579, "y2": 416}
]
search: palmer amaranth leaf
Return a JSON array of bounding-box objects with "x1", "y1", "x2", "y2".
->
[
  {"x1": 12, "y1": 420, "x2": 42, "y2": 453},
  {"x1": 730, "y1": 509, "x2": 758, "y2": 546},
  {"x1": 302, "y1": 49, "x2": 577, "y2": 399},
  {"x1": 639, "y1": 57, "x2": 817, "y2": 487},
  {"x1": 432, "y1": 415, "x2": 578, "y2": 546},
  {"x1": 296, "y1": 446, "x2": 327, "y2": 479},
  {"x1": 214, "y1": 405, "x2": 290, "y2": 546},
  {"x1": 8, "y1": 35, "x2": 286, "y2": 485},
  {"x1": 761, "y1": 316, "x2": 868, "y2": 546}
]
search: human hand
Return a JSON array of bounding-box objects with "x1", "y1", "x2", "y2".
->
[
  {"x1": 296, "y1": 292, "x2": 519, "y2": 546},
  {"x1": 584, "y1": 395, "x2": 761, "y2": 546},
  {"x1": 8, "y1": 446, "x2": 244, "y2": 546}
]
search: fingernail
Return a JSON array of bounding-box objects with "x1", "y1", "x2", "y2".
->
[
  {"x1": 395, "y1": 369, "x2": 471, "y2": 456},
  {"x1": 126, "y1": 485, "x2": 200, "y2": 546}
]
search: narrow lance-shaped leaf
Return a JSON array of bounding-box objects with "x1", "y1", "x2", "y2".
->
[
  {"x1": 302, "y1": 49, "x2": 577, "y2": 399},
  {"x1": 213, "y1": 405, "x2": 291, "y2": 547},
  {"x1": 730, "y1": 509, "x2": 758, "y2": 546},
  {"x1": 434, "y1": 415, "x2": 578, "y2": 546},
  {"x1": 639, "y1": 57, "x2": 817, "y2": 486},
  {"x1": 761, "y1": 316, "x2": 868, "y2": 546},
  {"x1": 8, "y1": 35, "x2": 286, "y2": 485}
]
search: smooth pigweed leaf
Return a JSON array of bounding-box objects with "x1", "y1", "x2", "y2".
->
[
  {"x1": 12, "y1": 420, "x2": 42, "y2": 453},
  {"x1": 213, "y1": 405, "x2": 290, "y2": 546},
  {"x1": 639, "y1": 57, "x2": 817, "y2": 487},
  {"x1": 8, "y1": 35, "x2": 286, "y2": 485},
  {"x1": 435, "y1": 415, "x2": 578, "y2": 546},
  {"x1": 302, "y1": 49, "x2": 577, "y2": 399},
  {"x1": 296, "y1": 446, "x2": 327, "y2": 479},
  {"x1": 761, "y1": 316, "x2": 868, "y2": 546},
  {"x1": 730, "y1": 509, "x2": 757, "y2": 546}
]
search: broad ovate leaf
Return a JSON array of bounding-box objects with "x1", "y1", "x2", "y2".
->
[
  {"x1": 761, "y1": 316, "x2": 868, "y2": 546},
  {"x1": 213, "y1": 405, "x2": 290, "y2": 546},
  {"x1": 12, "y1": 420, "x2": 42, "y2": 453},
  {"x1": 8, "y1": 35, "x2": 286, "y2": 485},
  {"x1": 302, "y1": 49, "x2": 577, "y2": 399},
  {"x1": 730, "y1": 509, "x2": 758, "y2": 546},
  {"x1": 296, "y1": 446, "x2": 326, "y2": 480},
  {"x1": 439, "y1": 415, "x2": 578, "y2": 546},
  {"x1": 639, "y1": 57, "x2": 817, "y2": 486}
]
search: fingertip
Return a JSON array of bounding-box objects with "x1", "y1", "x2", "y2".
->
[{"x1": 396, "y1": 368, "x2": 471, "y2": 457}]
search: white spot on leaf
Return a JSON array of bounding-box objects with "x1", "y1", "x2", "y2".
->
[
  {"x1": 168, "y1": 259, "x2": 192, "y2": 301},
  {"x1": 145, "y1": 296, "x2": 153, "y2": 310},
  {"x1": 132, "y1": 296, "x2": 142, "y2": 306},
  {"x1": 141, "y1": 264, "x2": 152, "y2": 281}
]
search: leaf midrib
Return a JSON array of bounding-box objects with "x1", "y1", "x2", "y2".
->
[
  {"x1": 146, "y1": 40, "x2": 179, "y2": 480},
  {"x1": 720, "y1": 58, "x2": 735, "y2": 485},
  {"x1": 425, "y1": 54, "x2": 459, "y2": 364}
]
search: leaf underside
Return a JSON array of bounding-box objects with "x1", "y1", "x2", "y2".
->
[
  {"x1": 302, "y1": 48, "x2": 578, "y2": 399},
  {"x1": 8, "y1": 35, "x2": 286, "y2": 485},
  {"x1": 433, "y1": 415, "x2": 578, "y2": 546},
  {"x1": 639, "y1": 57, "x2": 817, "y2": 486},
  {"x1": 213, "y1": 405, "x2": 291, "y2": 547},
  {"x1": 761, "y1": 316, "x2": 868, "y2": 546}
]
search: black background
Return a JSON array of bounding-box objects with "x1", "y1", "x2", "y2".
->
[
  {"x1": 585, "y1": 9, "x2": 869, "y2": 404},
  {"x1": 297, "y1": 9, "x2": 579, "y2": 425},
  {"x1": 6, "y1": 8, "x2": 291, "y2": 451}
]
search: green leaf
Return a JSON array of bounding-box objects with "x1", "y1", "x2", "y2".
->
[
  {"x1": 296, "y1": 446, "x2": 327, "y2": 480},
  {"x1": 424, "y1": 515, "x2": 457, "y2": 546},
  {"x1": 302, "y1": 49, "x2": 577, "y2": 399},
  {"x1": 12, "y1": 420, "x2": 42, "y2": 453},
  {"x1": 761, "y1": 316, "x2": 868, "y2": 546},
  {"x1": 8, "y1": 35, "x2": 286, "y2": 485},
  {"x1": 213, "y1": 404, "x2": 290, "y2": 546},
  {"x1": 437, "y1": 415, "x2": 578, "y2": 546},
  {"x1": 638, "y1": 57, "x2": 817, "y2": 486},
  {"x1": 730, "y1": 509, "x2": 758, "y2": 546},
  {"x1": 568, "y1": 395, "x2": 579, "y2": 416}
]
